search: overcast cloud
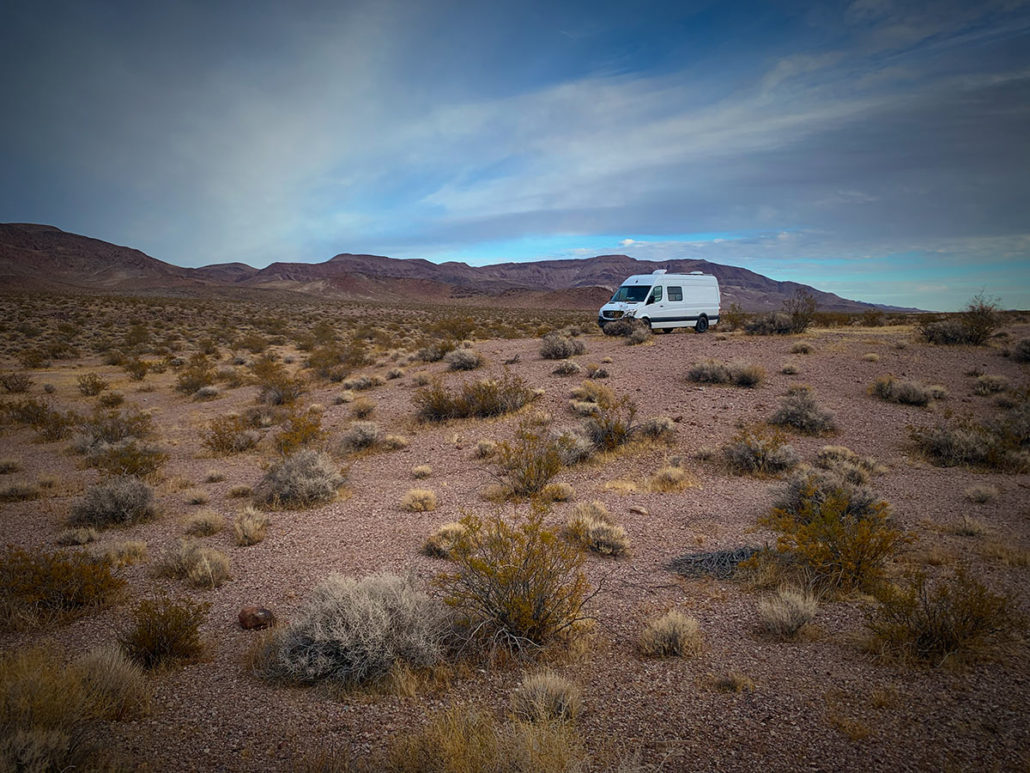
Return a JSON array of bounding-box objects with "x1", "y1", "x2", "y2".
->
[{"x1": 2, "y1": 0, "x2": 1028, "y2": 309}]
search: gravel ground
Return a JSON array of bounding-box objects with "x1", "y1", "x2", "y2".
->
[{"x1": 1, "y1": 320, "x2": 1028, "y2": 771}]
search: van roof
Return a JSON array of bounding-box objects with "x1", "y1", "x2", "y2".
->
[{"x1": 619, "y1": 272, "x2": 716, "y2": 285}]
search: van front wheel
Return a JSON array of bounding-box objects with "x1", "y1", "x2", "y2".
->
[{"x1": 695, "y1": 315, "x2": 709, "y2": 334}]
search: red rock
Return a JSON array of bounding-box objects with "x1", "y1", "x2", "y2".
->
[{"x1": 238, "y1": 606, "x2": 276, "y2": 630}]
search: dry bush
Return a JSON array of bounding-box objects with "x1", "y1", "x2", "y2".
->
[
  {"x1": 155, "y1": 538, "x2": 231, "y2": 589},
  {"x1": 510, "y1": 672, "x2": 582, "y2": 723},
  {"x1": 98, "y1": 391, "x2": 124, "y2": 408},
  {"x1": 382, "y1": 434, "x2": 409, "y2": 451},
  {"x1": 564, "y1": 501, "x2": 629, "y2": 557},
  {"x1": 175, "y1": 353, "x2": 216, "y2": 394},
  {"x1": 946, "y1": 515, "x2": 988, "y2": 537},
  {"x1": 791, "y1": 342, "x2": 813, "y2": 354},
  {"x1": 118, "y1": 595, "x2": 209, "y2": 670},
  {"x1": 870, "y1": 375, "x2": 933, "y2": 406},
  {"x1": 1012, "y1": 338, "x2": 1030, "y2": 362},
  {"x1": 0, "y1": 370, "x2": 33, "y2": 393},
  {"x1": 540, "y1": 333, "x2": 585, "y2": 360},
  {"x1": 866, "y1": 571, "x2": 1017, "y2": 664},
  {"x1": 919, "y1": 294, "x2": 1000, "y2": 346},
  {"x1": 252, "y1": 355, "x2": 304, "y2": 405},
  {"x1": 351, "y1": 396, "x2": 375, "y2": 418},
  {"x1": 122, "y1": 357, "x2": 149, "y2": 381},
  {"x1": 769, "y1": 387, "x2": 837, "y2": 435},
  {"x1": 973, "y1": 374, "x2": 1009, "y2": 396},
  {"x1": 775, "y1": 465, "x2": 884, "y2": 521},
  {"x1": 258, "y1": 573, "x2": 449, "y2": 687},
  {"x1": 56, "y1": 527, "x2": 99, "y2": 546},
  {"x1": 386, "y1": 705, "x2": 584, "y2": 773},
  {"x1": 687, "y1": 360, "x2": 765, "y2": 388},
  {"x1": 493, "y1": 423, "x2": 569, "y2": 498},
  {"x1": 436, "y1": 512, "x2": 592, "y2": 654},
  {"x1": 104, "y1": 540, "x2": 148, "y2": 568},
  {"x1": 184, "y1": 489, "x2": 209, "y2": 506},
  {"x1": 253, "y1": 450, "x2": 345, "y2": 509},
  {"x1": 648, "y1": 465, "x2": 693, "y2": 492},
  {"x1": 0, "y1": 482, "x2": 40, "y2": 502},
  {"x1": 234, "y1": 507, "x2": 270, "y2": 546},
  {"x1": 76, "y1": 646, "x2": 151, "y2": 720},
  {"x1": 202, "y1": 415, "x2": 259, "y2": 454},
  {"x1": 0, "y1": 545, "x2": 125, "y2": 628},
  {"x1": 759, "y1": 488, "x2": 909, "y2": 592},
  {"x1": 414, "y1": 372, "x2": 536, "y2": 422},
  {"x1": 552, "y1": 360, "x2": 582, "y2": 376},
  {"x1": 0, "y1": 458, "x2": 21, "y2": 474},
  {"x1": 910, "y1": 414, "x2": 1028, "y2": 472},
  {"x1": 757, "y1": 587, "x2": 819, "y2": 638},
  {"x1": 183, "y1": 509, "x2": 223, "y2": 536},
  {"x1": 445, "y1": 348, "x2": 484, "y2": 371},
  {"x1": 714, "y1": 672, "x2": 755, "y2": 693},
  {"x1": 402, "y1": 488, "x2": 438, "y2": 512},
  {"x1": 422, "y1": 522, "x2": 468, "y2": 559},
  {"x1": 813, "y1": 445, "x2": 885, "y2": 482},
  {"x1": 745, "y1": 312, "x2": 794, "y2": 335},
  {"x1": 412, "y1": 464, "x2": 432, "y2": 479},
  {"x1": 639, "y1": 610, "x2": 702, "y2": 657},
  {"x1": 862, "y1": 353, "x2": 880, "y2": 362},
  {"x1": 229, "y1": 484, "x2": 253, "y2": 498},
  {"x1": 540, "y1": 481, "x2": 575, "y2": 502},
  {"x1": 625, "y1": 325, "x2": 653, "y2": 345},
  {"x1": 964, "y1": 484, "x2": 998, "y2": 504},
  {"x1": 76, "y1": 372, "x2": 109, "y2": 396},
  {"x1": 721, "y1": 425, "x2": 799, "y2": 475},
  {"x1": 71, "y1": 407, "x2": 155, "y2": 453},
  {"x1": 274, "y1": 409, "x2": 325, "y2": 455},
  {"x1": 339, "y1": 421, "x2": 381, "y2": 453},
  {"x1": 582, "y1": 390, "x2": 637, "y2": 452},
  {"x1": 69, "y1": 476, "x2": 156, "y2": 529}
]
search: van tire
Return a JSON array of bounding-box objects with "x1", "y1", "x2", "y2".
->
[
  {"x1": 695, "y1": 315, "x2": 709, "y2": 333},
  {"x1": 639, "y1": 318, "x2": 651, "y2": 331}
]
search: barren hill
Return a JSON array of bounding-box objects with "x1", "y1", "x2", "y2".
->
[{"x1": 0, "y1": 223, "x2": 889, "y2": 312}]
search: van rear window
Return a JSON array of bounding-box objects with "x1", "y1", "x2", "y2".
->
[{"x1": 668, "y1": 286, "x2": 683, "y2": 302}]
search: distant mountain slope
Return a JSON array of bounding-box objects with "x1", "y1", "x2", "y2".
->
[{"x1": 0, "y1": 223, "x2": 891, "y2": 312}]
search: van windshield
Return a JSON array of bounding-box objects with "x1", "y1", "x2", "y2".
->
[{"x1": 610, "y1": 285, "x2": 650, "y2": 303}]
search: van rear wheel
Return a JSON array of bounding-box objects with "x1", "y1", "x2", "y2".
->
[{"x1": 695, "y1": 315, "x2": 709, "y2": 333}]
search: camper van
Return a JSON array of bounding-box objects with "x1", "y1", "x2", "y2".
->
[{"x1": 598, "y1": 270, "x2": 720, "y2": 333}]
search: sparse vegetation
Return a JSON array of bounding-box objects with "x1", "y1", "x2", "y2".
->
[
  {"x1": 770, "y1": 386, "x2": 837, "y2": 435},
  {"x1": 233, "y1": 507, "x2": 270, "y2": 546},
  {"x1": 540, "y1": 332, "x2": 585, "y2": 360},
  {"x1": 492, "y1": 422, "x2": 569, "y2": 498},
  {"x1": 155, "y1": 538, "x2": 231, "y2": 588},
  {"x1": 639, "y1": 610, "x2": 702, "y2": 657},
  {"x1": 183, "y1": 509, "x2": 223, "y2": 536},
  {"x1": 202, "y1": 414, "x2": 260, "y2": 454},
  {"x1": 564, "y1": 501, "x2": 630, "y2": 556},
  {"x1": 722, "y1": 425, "x2": 799, "y2": 475},
  {"x1": 919, "y1": 294, "x2": 1000, "y2": 346},
  {"x1": 422, "y1": 522, "x2": 468, "y2": 559},
  {"x1": 510, "y1": 672, "x2": 582, "y2": 723},
  {"x1": 69, "y1": 476, "x2": 156, "y2": 529},
  {"x1": 414, "y1": 371, "x2": 536, "y2": 422},
  {"x1": 758, "y1": 586, "x2": 819, "y2": 638},
  {"x1": 870, "y1": 375, "x2": 934, "y2": 406},
  {"x1": 445, "y1": 348, "x2": 484, "y2": 371},
  {"x1": 401, "y1": 488, "x2": 438, "y2": 512},
  {"x1": 118, "y1": 595, "x2": 209, "y2": 669},
  {"x1": 687, "y1": 359, "x2": 765, "y2": 387},
  {"x1": 253, "y1": 450, "x2": 345, "y2": 509}
]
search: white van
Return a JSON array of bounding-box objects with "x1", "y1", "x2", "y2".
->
[{"x1": 598, "y1": 270, "x2": 720, "y2": 333}]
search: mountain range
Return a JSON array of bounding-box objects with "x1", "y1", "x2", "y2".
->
[{"x1": 0, "y1": 223, "x2": 899, "y2": 312}]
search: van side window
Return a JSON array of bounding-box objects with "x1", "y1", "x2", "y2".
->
[
  {"x1": 648, "y1": 286, "x2": 663, "y2": 304},
  {"x1": 667, "y1": 286, "x2": 683, "y2": 302}
]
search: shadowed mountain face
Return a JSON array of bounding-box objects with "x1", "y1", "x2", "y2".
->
[{"x1": 0, "y1": 223, "x2": 892, "y2": 311}]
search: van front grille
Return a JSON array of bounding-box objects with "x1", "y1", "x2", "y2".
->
[{"x1": 603, "y1": 311, "x2": 624, "y2": 319}]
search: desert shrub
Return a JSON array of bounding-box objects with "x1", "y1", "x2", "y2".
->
[
  {"x1": 0, "y1": 371, "x2": 33, "y2": 393},
  {"x1": 4, "y1": 398, "x2": 81, "y2": 441},
  {"x1": 417, "y1": 341, "x2": 456, "y2": 363},
  {"x1": 813, "y1": 446, "x2": 884, "y2": 482},
  {"x1": 552, "y1": 360, "x2": 582, "y2": 376},
  {"x1": 401, "y1": 488, "x2": 437, "y2": 512},
  {"x1": 769, "y1": 387, "x2": 836, "y2": 434},
  {"x1": 758, "y1": 586, "x2": 819, "y2": 638},
  {"x1": 183, "y1": 509, "x2": 223, "y2": 536},
  {"x1": 564, "y1": 501, "x2": 629, "y2": 556},
  {"x1": 648, "y1": 465, "x2": 693, "y2": 492},
  {"x1": 870, "y1": 375, "x2": 933, "y2": 406},
  {"x1": 75, "y1": 645, "x2": 151, "y2": 720},
  {"x1": 920, "y1": 296, "x2": 1000, "y2": 346},
  {"x1": 493, "y1": 422, "x2": 570, "y2": 498},
  {"x1": 782, "y1": 289, "x2": 818, "y2": 334},
  {"x1": 721, "y1": 426, "x2": 799, "y2": 475},
  {"x1": 123, "y1": 358, "x2": 149, "y2": 380},
  {"x1": 56, "y1": 527, "x2": 99, "y2": 546},
  {"x1": 202, "y1": 414, "x2": 260, "y2": 454},
  {"x1": 175, "y1": 353, "x2": 216, "y2": 394},
  {"x1": 104, "y1": 540, "x2": 148, "y2": 568},
  {"x1": 910, "y1": 416, "x2": 1028, "y2": 472},
  {"x1": 0, "y1": 482, "x2": 40, "y2": 502},
  {"x1": 445, "y1": 349, "x2": 484, "y2": 371},
  {"x1": 867, "y1": 571, "x2": 1017, "y2": 664},
  {"x1": 759, "y1": 489, "x2": 909, "y2": 591},
  {"x1": 1012, "y1": 338, "x2": 1030, "y2": 362},
  {"x1": 775, "y1": 465, "x2": 884, "y2": 521},
  {"x1": 71, "y1": 407, "x2": 154, "y2": 453},
  {"x1": 412, "y1": 464, "x2": 433, "y2": 478},
  {"x1": 351, "y1": 396, "x2": 375, "y2": 418},
  {"x1": 973, "y1": 374, "x2": 1009, "y2": 396},
  {"x1": 414, "y1": 371, "x2": 536, "y2": 422},
  {"x1": 639, "y1": 610, "x2": 702, "y2": 657},
  {"x1": 259, "y1": 572, "x2": 449, "y2": 687},
  {"x1": 687, "y1": 360, "x2": 765, "y2": 387},
  {"x1": 274, "y1": 409, "x2": 325, "y2": 455},
  {"x1": 791, "y1": 342, "x2": 813, "y2": 354},
  {"x1": 234, "y1": 506, "x2": 270, "y2": 546},
  {"x1": 510, "y1": 672, "x2": 582, "y2": 723},
  {"x1": 155, "y1": 538, "x2": 231, "y2": 589},
  {"x1": 436, "y1": 512, "x2": 592, "y2": 654},
  {"x1": 98, "y1": 391, "x2": 124, "y2": 408},
  {"x1": 386, "y1": 705, "x2": 584, "y2": 773},
  {"x1": 601, "y1": 318, "x2": 640, "y2": 337},
  {"x1": 87, "y1": 440, "x2": 167, "y2": 476},
  {"x1": 625, "y1": 325, "x2": 652, "y2": 345},
  {"x1": 118, "y1": 595, "x2": 209, "y2": 669},
  {"x1": 745, "y1": 312, "x2": 794, "y2": 336},
  {"x1": 582, "y1": 390, "x2": 637, "y2": 452},
  {"x1": 76, "y1": 372, "x2": 109, "y2": 396},
  {"x1": 382, "y1": 434, "x2": 409, "y2": 451},
  {"x1": 540, "y1": 333, "x2": 585, "y2": 360},
  {"x1": 252, "y1": 355, "x2": 304, "y2": 405},
  {"x1": 253, "y1": 450, "x2": 345, "y2": 509},
  {"x1": 0, "y1": 458, "x2": 20, "y2": 474},
  {"x1": 339, "y1": 421, "x2": 381, "y2": 453},
  {"x1": 0, "y1": 545, "x2": 125, "y2": 627},
  {"x1": 343, "y1": 375, "x2": 378, "y2": 391},
  {"x1": 964, "y1": 484, "x2": 998, "y2": 504},
  {"x1": 423, "y1": 522, "x2": 468, "y2": 559},
  {"x1": 540, "y1": 481, "x2": 574, "y2": 502},
  {"x1": 70, "y1": 476, "x2": 156, "y2": 529}
]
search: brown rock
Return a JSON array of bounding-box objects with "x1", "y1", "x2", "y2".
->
[{"x1": 238, "y1": 606, "x2": 276, "y2": 630}]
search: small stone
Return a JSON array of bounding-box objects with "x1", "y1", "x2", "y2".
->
[
  {"x1": 238, "y1": 606, "x2": 276, "y2": 630},
  {"x1": 629, "y1": 505, "x2": 648, "y2": 515}
]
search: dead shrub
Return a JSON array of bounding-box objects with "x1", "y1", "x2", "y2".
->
[
  {"x1": 154, "y1": 538, "x2": 231, "y2": 589},
  {"x1": 76, "y1": 372, "x2": 109, "y2": 396},
  {"x1": 870, "y1": 375, "x2": 933, "y2": 406},
  {"x1": 174, "y1": 353, "x2": 216, "y2": 394},
  {"x1": 964, "y1": 484, "x2": 998, "y2": 504},
  {"x1": 757, "y1": 586, "x2": 819, "y2": 638},
  {"x1": 687, "y1": 360, "x2": 765, "y2": 387},
  {"x1": 202, "y1": 415, "x2": 260, "y2": 454},
  {"x1": 70, "y1": 476, "x2": 156, "y2": 529},
  {"x1": 0, "y1": 371, "x2": 33, "y2": 393},
  {"x1": 769, "y1": 387, "x2": 837, "y2": 435},
  {"x1": 401, "y1": 488, "x2": 437, "y2": 512},
  {"x1": 436, "y1": 512, "x2": 592, "y2": 654},
  {"x1": 258, "y1": 572, "x2": 449, "y2": 687},
  {"x1": 274, "y1": 408, "x2": 325, "y2": 455},
  {"x1": 510, "y1": 672, "x2": 582, "y2": 723},
  {"x1": 75, "y1": 645, "x2": 151, "y2": 720},
  {"x1": 422, "y1": 522, "x2": 468, "y2": 559},
  {"x1": 639, "y1": 610, "x2": 702, "y2": 657},
  {"x1": 118, "y1": 595, "x2": 209, "y2": 670},
  {"x1": 183, "y1": 509, "x2": 223, "y2": 536},
  {"x1": 339, "y1": 421, "x2": 381, "y2": 454},
  {"x1": 233, "y1": 507, "x2": 269, "y2": 546},
  {"x1": 973, "y1": 374, "x2": 1009, "y2": 396},
  {"x1": 775, "y1": 465, "x2": 884, "y2": 521},
  {"x1": 56, "y1": 527, "x2": 99, "y2": 546},
  {"x1": 0, "y1": 482, "x2": 40, "y2": 502},
  {"x1": 866, "y1": 571, "x2": 1018, "y2": 665},
  {"x1": 253, "y1": 450, "x2": 345, "y2": 509},
  {"x1": 919, "y1": 294, "x2": 1000, "y2": 346},
  {"x1": 351, "y1": 396, "x2": 375, "y2": 418},
  {"x1": 564, "y1": 501, "x2": 629, "y2": 556},
  {"x1": 721, "y1": 426, "x2": 799, "y2": 475},
  {"x1": 540, "y1": 333, "x2": 585, "y2": 360},
  {"x1": 910, "y1": 416, "x2": 1028, "y2": 472}
]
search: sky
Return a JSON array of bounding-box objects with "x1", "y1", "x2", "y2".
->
[{"x1": 2, "y1": 0, "x2": 1029, "y2": 311}]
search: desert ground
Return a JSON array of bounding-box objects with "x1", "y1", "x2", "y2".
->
[{"x1": 0, "y1": 294, "x2": 1028, "y2": 772}]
